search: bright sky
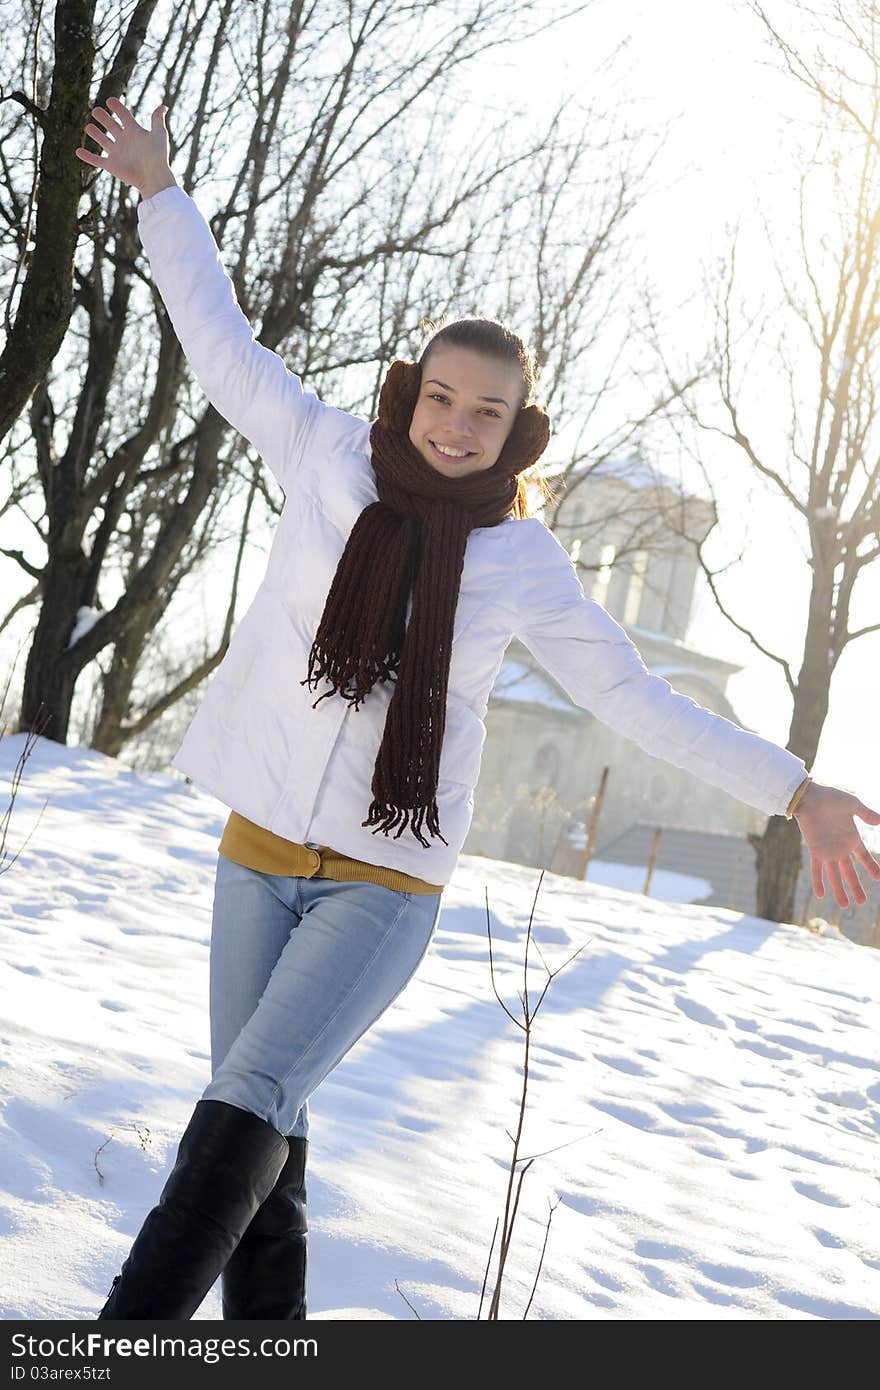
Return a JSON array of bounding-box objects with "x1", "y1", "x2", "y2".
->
[{"x1": 2, "y1": 0, "x2": 878, "y2": 813}]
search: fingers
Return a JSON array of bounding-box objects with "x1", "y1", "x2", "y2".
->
[
  {"x1": 810, "y1": 847, "x2": 878, "y2": 910},
  {"x1": 82, "y1": 122, "x2": 114, "y2": 151},
  {"x1": 825, "y1": 861, "x2": 848, "y2": 909},
  {"x1": 838, "y1": 856, "x2": 867, "y2": 907},
  {"x1": 853, "y1": 840, "x2": 880, "y2": 880},
  {"x1": 89, "y1": 105, "x2": 122, "y2": 135},
  {"x1": 104, "y1": 96, "x2": 132, "y2": 124},
  {"x1": 76, "y1": 97, "x2": 127, "y2": 169}
]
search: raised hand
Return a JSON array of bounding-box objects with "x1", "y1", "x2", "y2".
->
[{"x1": 75, "y1": 97, "x2": 172, "y2": 194}]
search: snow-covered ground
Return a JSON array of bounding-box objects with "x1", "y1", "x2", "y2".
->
[{"x1": 1, "y1": 734, "x2": 878, "y2": 1321}]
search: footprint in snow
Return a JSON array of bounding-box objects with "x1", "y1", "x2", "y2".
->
[
  {"x1": 812, "y1": 1227, "x2": 846, "y2": 1248},
  {"x1": 592, "y1": 1052, "x2": 654, "y2": 1077},
  {"x1": 674, "y1": 995, "x2": 728, "y2": 1030},
  {"x1": 792, "y1": 1180, "x2": 849, "y2": 1207}
]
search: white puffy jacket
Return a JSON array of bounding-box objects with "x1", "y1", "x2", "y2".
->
[{"x1": 136, "y1": 186, "x2": 808, "y2": 887}]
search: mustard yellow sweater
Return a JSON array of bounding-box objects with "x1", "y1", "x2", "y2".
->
[
  {"x1": 219, "y1": 774, "x2": 811, "y2": 896},
  {"x1": 218, "y1": 810, "x2": 444, "y2": 894}
]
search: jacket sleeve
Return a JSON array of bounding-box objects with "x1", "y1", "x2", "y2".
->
[
  {"x1": 512, "y1": 518, "x2": 808, "y2": 817},
  {"x1": 136, "y1": 184, "x2": 326, "y2": 492}
]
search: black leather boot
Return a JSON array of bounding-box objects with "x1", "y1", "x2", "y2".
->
[
  {"x1": 98, "y1": 1099, "x2": 290, "y2": 1320},
  {"x1": 221, "y1": 1135, "x2": 308, "y2": 1319}
]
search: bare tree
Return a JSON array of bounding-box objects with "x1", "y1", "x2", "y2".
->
[
  {"x1": 639, "y1": 0, "x2": 880, "y2": 924},
  {"x1": 2, "y1": 0, "x2": 681, "y2": 762},
  {"x1": 0, "y1": 0, "x2": 159, "y2": 443}
]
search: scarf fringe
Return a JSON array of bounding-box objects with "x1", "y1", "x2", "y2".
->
[
  {"x1": 362, "y1": 796, "x2": 449, "y2": 849},
  {"x1": 299, "y1": 643, "x2": 399, "y2": 711}
]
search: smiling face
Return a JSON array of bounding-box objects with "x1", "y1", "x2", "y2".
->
[{"x1": 408, "y1": 344, "x2": 526, "y2": 476}]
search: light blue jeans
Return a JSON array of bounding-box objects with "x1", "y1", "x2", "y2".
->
[{"x1": 201, "y1": 852, "x2": 444, "y2": 1138}]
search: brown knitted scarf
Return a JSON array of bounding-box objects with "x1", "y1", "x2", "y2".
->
[{"x1": 300, "y1": 358, "x2": 551, "y2": 849}]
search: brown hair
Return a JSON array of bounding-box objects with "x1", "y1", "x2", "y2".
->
[{"x1": 417, "y1": 315, "x2": 558, "y2": 519}]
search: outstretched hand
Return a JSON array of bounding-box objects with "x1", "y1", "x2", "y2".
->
[
  {"x1": 75, "y1": 97, "x2": 170, "y2": 192},
  {"x1": 794, "y1": 782, "x2": 880, "y2": 909}
]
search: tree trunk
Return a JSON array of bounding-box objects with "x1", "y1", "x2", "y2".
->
[
  {"x1": 748, "y1": 818, "x2": 805, "y2": 924},
  {"x1": 0, "y1": 0, "x2": 98, "y2": 447},
  {"x1": 16, "y1": 551, "x2": 90, "y2": 743},
  {"x1": 749, "y1": 546, "x2": 836, "y2": 924},
  {"x1": 90, "y1": 616, "x2": 146, "y2": 758}
]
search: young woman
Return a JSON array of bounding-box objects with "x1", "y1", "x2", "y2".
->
[{"x1": 75, "y1": 100, "x2": 880, "y2": 1321}]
